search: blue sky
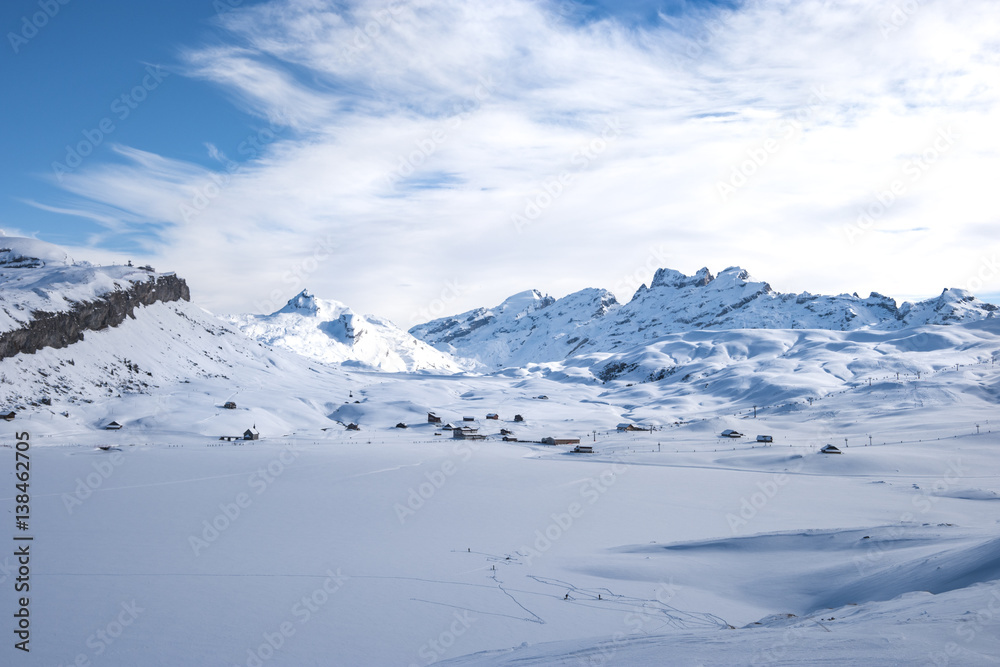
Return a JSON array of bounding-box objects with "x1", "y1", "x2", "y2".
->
[
  {"x1": 2, "y1": 0, "x2": 999, "y2": 322},
  {"x1": 1, "y1": 0, "x2": 701, "y2": 247},
  {"x1": 1, "y1": 0, "x2": 266, "y2": 248}
]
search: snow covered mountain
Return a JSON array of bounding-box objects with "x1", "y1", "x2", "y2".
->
[
  {"x1": 409, "y1": 266, "x2": 998, "y2": 369},
  {"x1": 228, "y1": 289, "x2": 472, "y2": 374}
]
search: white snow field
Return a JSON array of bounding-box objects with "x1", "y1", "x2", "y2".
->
[
  {"x1": 2, "y1": 317, "x2": 1000, "y2": 665},
  {"x1": 1, "y1": 239, "x2": 999, "y2": 665}
]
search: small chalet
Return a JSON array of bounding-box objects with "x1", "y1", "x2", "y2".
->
[
  {"x1": 243, "y1": 427, "x2": 259, "y2": 440},
  {"x1": 442, "y1": 423, "x2": 455, "y2": 430},
  {"x1": 224, "y1": 401, "x2": 237, "y2": 409},
  {"x1": 0, "y1": 411, "x2": 15, "y2": 421},
  {"x1": 105, "y1": 421, "x2": 123, "y2": 430},
  {"x1": 453, "y1": 426, "x2": 485, "y2": 441},
  {"x1": 346, "y1": 423, "x2": 360, "y2": 431},
  {"x1": 500, "y1": 428, "x2": 513, "y2": 436},
  {"x1": 486, "y1": 413, "x2": 499, "y2": 420},
  {"x1": 513, "y1": 414, "x2": 524, "y2": 423},
  {"x1": 395, "y1": 422, "x2": 408, "y2": 429},
  {"x1": 721, "y1": 429, "x2": 743, "y2": 438},
  {"x1": 617, "y1": 423, "x2": 638, "y2": 432},
  {"x1": 820, "y1": 444, "x2": 842, "y2": 454},
  {"x1": 541, "y1": 437, "x2": 581, "y2": 446},
  {"x1": 462, "y1": 416, "x2": 476, "y2": 422},
  {"x1": 756, "y1": 435, "x2": 773, "y2": 443},
  {"x1": 427, "y1": 412, "x2": 442, "y2": 424},
  {"x1": 572, "y1": 445, "x2": 594, "y2": 453}
]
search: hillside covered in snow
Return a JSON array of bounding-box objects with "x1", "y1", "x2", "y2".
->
[{"x1": 410, "y1": 266, "x2": 998, "y2": 369}]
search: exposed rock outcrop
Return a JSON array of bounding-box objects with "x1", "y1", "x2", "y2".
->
[{"x1": 0, "y1": 274, "x2": 190, "y2": 360}]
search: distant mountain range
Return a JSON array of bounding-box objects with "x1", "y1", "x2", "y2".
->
[
  {"x1": 3, "y1": 235, "x2": 996, "y2": 381},
  {"x1": 408, "y1": 266, "x2": 998, "y2": 369}
]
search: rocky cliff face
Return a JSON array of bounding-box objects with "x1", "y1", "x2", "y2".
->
[{"x1": 0, "y1": 274, "x2": 189, "y2": 360}]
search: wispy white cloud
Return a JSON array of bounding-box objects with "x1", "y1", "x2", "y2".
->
[{"x1": 35, "y1": 0, "x2": 1000, "y2": 321}]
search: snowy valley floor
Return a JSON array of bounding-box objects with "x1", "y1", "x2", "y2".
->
[{"x1": 2, "y1": 371, "x2": 1000, "y2": 666}]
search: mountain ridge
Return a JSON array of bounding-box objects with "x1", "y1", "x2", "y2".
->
[{"x1": 409, "y1": 266, "x2": 998, "y2": 369}]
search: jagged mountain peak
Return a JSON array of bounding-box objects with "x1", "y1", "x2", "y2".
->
[
  {"x1": 497, "y1": 289, "x2": 554, "y2": 317},
  {"x1": 649, "y1": 266, "x2": 715, "y2": 289},
  {"x1": 281, "y1": 288, "x2": 318, "y2": 312},
  {"x1": 231, "y1": 290, "x2": 470, "y2": 374},
  {"x1": 274, "y1": 289, "x2": 352, "y2": 318}
]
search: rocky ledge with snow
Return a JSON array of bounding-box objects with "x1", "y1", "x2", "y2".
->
[{"x1": 0, "y1": 235, "x2": 190, "y2": 359}]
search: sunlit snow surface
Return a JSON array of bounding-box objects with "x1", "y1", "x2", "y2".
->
[{"x1": 1, "y1": 242, "x2": 999, "y2": 665}]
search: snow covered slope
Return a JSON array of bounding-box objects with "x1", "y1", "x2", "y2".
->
[
  {"x1": 410, "y1": 266, "x2": 998, "y2": 369},
  {"x1": 229, "y1": 289, "x2": 472, "y2": 373}
]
